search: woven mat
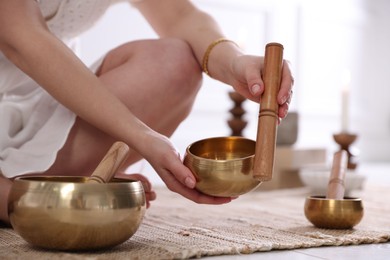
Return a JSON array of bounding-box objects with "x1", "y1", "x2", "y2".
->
[{"x1": 1, "y1": 184, "x2": 390, "y2": 259}]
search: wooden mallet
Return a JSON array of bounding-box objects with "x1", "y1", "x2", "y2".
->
[
  {"x1": 253, "y1": 43, "x2": 284, "y2": 181},
  {"x1": 326, "y1": 150, "x2": 348, "y2": 200},
  {"x1": 87, "y1": 141, "x2": 130, "y2": 183}
]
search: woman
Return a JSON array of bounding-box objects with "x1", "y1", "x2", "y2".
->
[{"x1": 0, "y1": 0, "x2": 294, "y2": 224}]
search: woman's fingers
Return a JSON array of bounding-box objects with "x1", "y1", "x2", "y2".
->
[
  {"x1": 277, "y1": 60, "x2": 294, "y2": 119},
  {"x1": 158, "y1": 167, "x2": 234, "y2": 205},
  {"x1": 168, "y1": 156, "x2": 196, "y2": 189}
]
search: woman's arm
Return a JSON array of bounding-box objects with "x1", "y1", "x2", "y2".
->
[
  {"x1": 132, "y1": 0, "x2": 294, "y2": 118},
  {"x1": 0, "y1": 0, "x2": 152, "y2": 151}
]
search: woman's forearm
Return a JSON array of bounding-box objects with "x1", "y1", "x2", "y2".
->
[
  {"x1": 170, "y1": 8, "x2": 244, "y2": 84},
  {"x1": 0, "y1": 16, "x2": 152, "y2": 154},
  {"x1": 133, "y1": 0, "x2": 244, "y2": 85}
]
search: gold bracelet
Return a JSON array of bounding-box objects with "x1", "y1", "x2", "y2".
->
[{"x1": 202, "y1": 38, "x2": 237, "y2": 77}]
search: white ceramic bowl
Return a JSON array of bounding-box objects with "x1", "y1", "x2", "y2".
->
[{"x1": 299, "y1": 164, "x2": 366, "y2": 196}]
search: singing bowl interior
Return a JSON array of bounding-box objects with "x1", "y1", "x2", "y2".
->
[
  {"x1": 8, "y1": 176, "x2": 146, "y2": 251},
  {"x1": 183, "y1": 136, "x2": 261, "y2": 197},
  {"x1": 304, "y1": 196, "x2": 364, "y2": 229}
]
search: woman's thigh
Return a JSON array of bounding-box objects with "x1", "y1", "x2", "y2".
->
[{"x1": 44, "y1": 38, "x2": 203, "y2": 176}]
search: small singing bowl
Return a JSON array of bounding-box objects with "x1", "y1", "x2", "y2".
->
[
  {"x1": 183, "y1": 136, "x2": 261, "y2": 197},
  {"x1": 8, "y1": 176, "x2": 146, "y2": 251},
  {"x1": 304, "y1": 196, "x2": 364, "y2": 229}
]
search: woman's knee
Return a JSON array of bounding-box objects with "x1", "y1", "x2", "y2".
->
[
  {"x1": 99, "y1": 38, "x2": 203, "y2": 125},
  {"x1": 105, "y1": 38, "x2": 202, "y2": 97},
  {"x1": 137, "y1": 39, "x2": 203, "y2": 119},
  {"x1": 158, "y1": 38, "x2": 203, "y2": 93},
  {"x1": 155, "y1": 39, "x2": 203, "y2": 119}
]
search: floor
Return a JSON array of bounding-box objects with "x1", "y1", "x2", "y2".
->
[{"x1": 204, "y1": 243, "x2": 390, "y2": 260}]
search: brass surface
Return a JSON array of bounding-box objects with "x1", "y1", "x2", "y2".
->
[
  {"x1": 8, "y1": 176, "x2": 146, "y2": 251},
  {"x1": 183, "y1": 136, "x2": 261, "y2": 197},
  {"x1": 304, "y1": 196, "x2": 364, "y2": 229}
]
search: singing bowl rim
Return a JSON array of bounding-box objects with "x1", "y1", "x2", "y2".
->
[
  {"x1": 11, "y1": 175, "x2": 144, "y2": 188},
  {"x1": 305, "y1": 195, "x2": 363, "y2": 202},
  {"x1": 185, "y1": 136, "x2": 256, "y2": 162}
]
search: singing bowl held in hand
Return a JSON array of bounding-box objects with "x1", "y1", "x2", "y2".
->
[
  {"x1": 183, "y1": 136, "x2": 261, "y2": 197},
  {"x1": 8, "y1": 176, "x2": 146, "y2": 251}
]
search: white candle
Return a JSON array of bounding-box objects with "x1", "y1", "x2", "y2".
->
[{"x1": 341, "y1": 70, "x2": 351, "y2": 132}]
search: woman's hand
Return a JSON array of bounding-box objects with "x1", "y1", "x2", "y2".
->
[
  {"x1": 230, "y1": 55, "x2": 294, "y2": 120},
  {"x1": 139, "y1": 132, "x2": 234, "y2": 205}
]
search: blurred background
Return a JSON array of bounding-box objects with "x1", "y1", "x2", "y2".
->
[{"x1": 78, "y1": 0, "x2": 390, "y2": 186}]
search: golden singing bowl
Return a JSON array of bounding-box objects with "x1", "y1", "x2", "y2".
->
[
  {"x1": 183, "y1": 136, "x2": 261, "y2": 197},
  {"x1": 304, "y1": 196, "x2": 364, "y2": 229},
  {"x1": 8, "y1": 176, "x2": 146, "y2": 251}
]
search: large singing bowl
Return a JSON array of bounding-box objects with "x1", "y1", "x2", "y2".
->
[
  {"x1": 183, "y1": 136, "x2": 261, "y2": 197},
  {"x1": 8, "y1": 176, "x2": 146, "y2": 251}
]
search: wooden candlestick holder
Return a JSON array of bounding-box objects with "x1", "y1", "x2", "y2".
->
[
  {"x1": 333, "y1": 132, "x2": 358, "y2": 170},
  {"x1": 227, "y1": 91, "x2": 247, "y2": 136}
]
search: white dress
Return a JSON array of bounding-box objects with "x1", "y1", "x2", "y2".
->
[{"x1": 0, "y1": 0, "x2": 140, "y2": 178}]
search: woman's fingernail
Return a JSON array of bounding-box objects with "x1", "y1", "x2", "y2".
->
[
  {"x1": 251, "y1": 84, "x2": 261, "y2": 95},
  {"x1": 185, "y1": 177, "x2": 196, "y2": 188}
]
